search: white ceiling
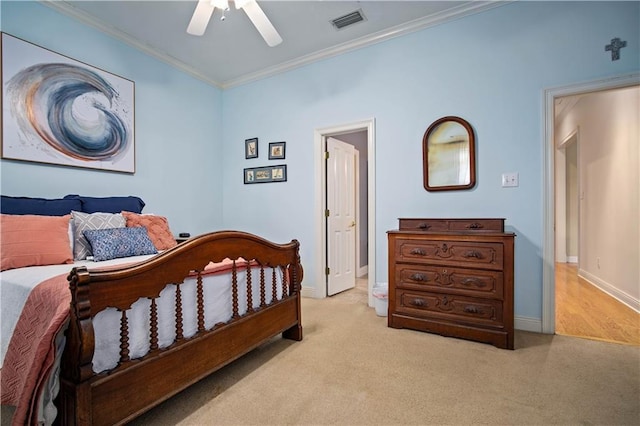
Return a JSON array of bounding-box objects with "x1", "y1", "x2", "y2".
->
[{"x1": 43, "y1": 1, "x2": 507, "y2": 88}]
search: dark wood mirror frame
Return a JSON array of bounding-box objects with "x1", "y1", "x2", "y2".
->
[{"x1": 423, "y1": 116, "x2": 476, "y2": 192}]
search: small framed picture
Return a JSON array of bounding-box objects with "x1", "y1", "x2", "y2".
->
[
  {"x1": 245, "y1": 138, "x2": 258, "y2": 159},
  {"x1": 244, "y1": 165, "x2": 287, "y2": 184},
  {"x1": 268, "y1": 142, "x2": 286, "y2": 160}
]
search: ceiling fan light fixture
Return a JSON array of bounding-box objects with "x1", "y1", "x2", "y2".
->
[
  {"x1": 211, "y1": 0, "x2": 229, "y2": 10},
  {"x1": 187, "y1": 0, "x2": 282, "y2": 47},
  {"x1": 234, "y1": 0, "x2": 251, "y2": 9}
]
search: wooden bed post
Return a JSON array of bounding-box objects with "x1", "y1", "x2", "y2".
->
[
  {"x1": 59, "y1": 266, "x2": 96, "y2": 425},
  {"x1": 283, "y1": 243, "x2": 303, "y2": 341}
]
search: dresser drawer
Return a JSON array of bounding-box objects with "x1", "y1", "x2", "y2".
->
[
  {"x1": 395, "y1": 239, "x2": 504, "y2": 270},
  {"x1": 395, "y1": 290, "x2": 504, "y2": 327},
  {"x1": 395, "y1": 264, "x2": 503, "y2": 298},
  {"x1": 398, "y1": 218, "x2": 504, "y2": 232}
]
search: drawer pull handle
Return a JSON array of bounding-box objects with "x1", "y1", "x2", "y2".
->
[
  {"x1": 418, "y1": 223, "x2": 431, "y2": 230},
  {"x1": 464, "y1": 305, "x2": 482, "y2": 315},
  {"x1": 412, "y1": 298, "x2": 426, "y2": 307},
  {"x1": 463, "y1": 250, "x2": 484, "y2": 259},
  {"x1": 410, "y1": 273, "x2": 427, "y2": 282},
  {"x1": 466, "y1": 222, "x2": 484, "y2": 229},
  {"x1": 461, "y1": 278, "x2": 485, "y2": 288},
  {"x1": 410, "y1": 248, "x2": 426, "y2": 256}
]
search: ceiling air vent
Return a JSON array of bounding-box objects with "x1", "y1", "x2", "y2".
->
[{"x1": 331, "y1": 9, "x2": 366, "y2": 30}]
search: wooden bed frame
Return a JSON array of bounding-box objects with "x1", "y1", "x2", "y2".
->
[{"x1": 56, "y1": 231, "x2": 303, "y2": 425}]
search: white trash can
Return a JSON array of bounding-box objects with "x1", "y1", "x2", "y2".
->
[{"x1": 372, "y1": 283, "x2": 388, "y2": 317}]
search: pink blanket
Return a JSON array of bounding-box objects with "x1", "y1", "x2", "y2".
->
[{"x1": 0, "y1": 273, "x2": 70, "y2": 426}]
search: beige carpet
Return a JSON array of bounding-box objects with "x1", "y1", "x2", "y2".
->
[
  {"x1": 127, "y1": 286, "x2": 640, "y2": 425},
  {"x1": 2, "y1": 285, "x2": 638, "y2": 425}
]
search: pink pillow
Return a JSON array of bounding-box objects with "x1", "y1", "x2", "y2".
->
[
  {"x1": 121, "y1": 211, "x2": 177, "y2": 251},
  {"x1": 1, "y1": 214, "x2": 74, "y2": 271}
]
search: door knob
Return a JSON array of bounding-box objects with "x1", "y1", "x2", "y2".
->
[{"x1": 349, "y1": 221, "x2": 356, "y2": 227}]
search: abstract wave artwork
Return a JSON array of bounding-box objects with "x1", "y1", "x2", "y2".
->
[{"x1": 1, "y1": 33, "x2": 135, "y2": 173}]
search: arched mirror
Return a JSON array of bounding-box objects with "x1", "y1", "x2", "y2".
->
[{"x1": 423, "y1": 116, "x2": 476, "y2": 191}]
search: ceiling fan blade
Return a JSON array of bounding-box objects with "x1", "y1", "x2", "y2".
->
[
  {"x1": 240, "y1": 0, "x2": 283, "y2": 47},
  {"x1": 187, "y1": 0, "x2": 215, "y2": 36}
]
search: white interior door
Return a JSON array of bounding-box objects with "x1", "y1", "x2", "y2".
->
[{"x1": 327, "y1": 137, "x2": 356, "y2": 296}]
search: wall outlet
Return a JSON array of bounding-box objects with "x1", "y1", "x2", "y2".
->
[{"x1": 502, "y1": 172, "x2": 519, "y2": 187}]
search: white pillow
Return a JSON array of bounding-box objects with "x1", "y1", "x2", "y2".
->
[{"x1": 71, "y1": 211, "x2": 125, "y2": 260}]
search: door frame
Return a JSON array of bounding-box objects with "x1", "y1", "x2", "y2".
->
[
  {"x1": 314, "y1": 118, "x2": 376, "y2": 306},
  {"x1": 541, "y1": 72, "x2": 639, "y2": 334}
]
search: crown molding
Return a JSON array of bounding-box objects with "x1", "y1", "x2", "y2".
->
[
  {"x1": 222, "y1": 1, "x2": 510, "y2": 88},
  {"x1": 40, "y1": 0, "x2": 510, "y2": 90},
  {"x1": 40, "y1": 0, "x2": 224, "y2": 87}
]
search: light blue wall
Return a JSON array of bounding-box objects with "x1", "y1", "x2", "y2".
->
[
  {"x1": 221, "y1": 1, "x2": 639, "y2": 321},
  {"x1": 1, "y1": 1, "x2": 638, "y2": 324},
  {"x1": 0, "y1": 1, "x2": 223, "y2": 236}
]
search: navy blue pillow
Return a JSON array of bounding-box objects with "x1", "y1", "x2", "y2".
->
[
  {"x1": 64, "y1": 195, "x2": 145, "y2": 214},
  {"x1": 0, "y1": 195, "x2": 82, "y2": 216}
]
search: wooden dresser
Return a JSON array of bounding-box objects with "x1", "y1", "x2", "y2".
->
[{"x1": 387, "y1": 218, "x2": 515, "y2": 349}]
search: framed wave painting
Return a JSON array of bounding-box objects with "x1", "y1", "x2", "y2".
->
[{"x1": 1, "y1": 33, "x2": 135, "y2": 173}]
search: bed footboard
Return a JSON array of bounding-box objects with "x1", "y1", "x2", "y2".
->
[{"x1": 58, "y1": 231, "x2": 302, "y2": 426}]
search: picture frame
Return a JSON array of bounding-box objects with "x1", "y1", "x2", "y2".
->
[
  {"x1": 245, "y1": 137, "x2": 258, "y2": 159},
  {"x1": 268, "y1": 141, "x2": 286, "y2": 160},
  {"x1": 423, "y1": 116, "x2": 476, "y2": 192},
  {"x1": 1, "y1": 32, "x2": 135, "y2": 173},
  {"x1": 244, "y1": 164, "x2": 287, "y2": 184}
]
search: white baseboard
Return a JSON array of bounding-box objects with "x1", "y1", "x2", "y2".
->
[
  {"x1": 357, "y1": 265, "x2": 368, "y2": 278},
  {"x1": 566, "y1": 256, "x2": 578, "y2": 263},
  {"x1": 301, "y1": 285, "x2": 319, "y2": 299},
  {"x1": 515, "y1": 316, "x2": 543, "y2": 333},
  {"x1": 579, "y1": 269, "x2": 640, "y2": 313}
]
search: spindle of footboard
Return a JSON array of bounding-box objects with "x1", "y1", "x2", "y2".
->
[
  {"x1": 196, "y1": 271, "x2": 205, "y2": 332},
  {"x1": 260, "y1": 266, "x2": 267, "y2": 307},
  {"x1": 246, "y1": 260, "x2": 254, "y2": 314},
  {"x1": 271, "y1": 268, "x2": 278, "y2": 303},
  {"x1": 120, "y1": 311, "x2": 130, "y2": 362},
  {"x1": 282, "y1": 265, "x2": 289, "y2": 297},
  {"x1": 175, "y1": 283, "x2": 183, "y2": 340},
  {"x1": 150, "y1": 298, "x2": 159, "y2": 350},
  {"x1": 232, "y1": 260, "x2": 239, "y2": 319}
]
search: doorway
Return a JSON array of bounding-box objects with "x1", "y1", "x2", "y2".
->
[
  {"x1": 314, "y1": 119, "x2": 376, "y2": 306},
  {"x1": 542, "y1": 73, "x2": 640, "y2": 334},
  {"x1": 326, "y1": 136, "x2": 357, "y2": 296}
]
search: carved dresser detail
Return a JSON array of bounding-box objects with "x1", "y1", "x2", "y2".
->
[{"x1": 387, "y1": 218, "x2": 515, "y2": 349}]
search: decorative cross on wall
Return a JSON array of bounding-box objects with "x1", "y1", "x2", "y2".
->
[{"x1": 605, "y1": 37, "x2": 627, "y2": 61}]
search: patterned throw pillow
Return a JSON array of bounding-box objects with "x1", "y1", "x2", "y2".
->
[
  {"x1": 71, "y1": 211, "x2": 126, "y2": 260},
  {"x1": 82, "y1": 227, "x2": 158, "y2": 261},
  {"x1": 121, "y1": 211, "x2": 177, "y2": 250}
]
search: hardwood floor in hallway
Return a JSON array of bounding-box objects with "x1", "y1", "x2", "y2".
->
[{"x1": 555, "y1": 262, "x2": 639, "y2": 346}]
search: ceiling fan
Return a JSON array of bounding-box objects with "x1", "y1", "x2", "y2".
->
[{"x1": 187, "y1": 0, "x2": 283, "y2": 47}]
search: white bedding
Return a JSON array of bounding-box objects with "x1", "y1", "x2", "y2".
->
[{"x1": 0, "y1": 254, "x2": 155, "y2": 368}]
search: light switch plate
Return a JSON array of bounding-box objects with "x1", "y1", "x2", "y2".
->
[{"x1": 502, "y1": 172, "x2": 519, "y2": 187}]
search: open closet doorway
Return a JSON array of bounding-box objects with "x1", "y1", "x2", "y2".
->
[
  {"x1": 314, "y1": 119, "x2": 376, "y2": 307},
  {"x1": 543, "y1": 74, "x2": 640, "y2": 343}
]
